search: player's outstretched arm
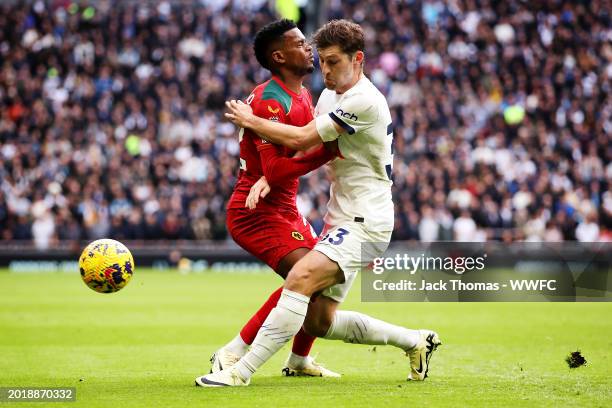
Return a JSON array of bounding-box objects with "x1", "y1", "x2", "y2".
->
[
  {"x1": 244, "y1": 143, "x2": 337, "y2": 210},
  {"x1": 225, "y1": 100, "x2": 330, "y2": 151},
  {"x1": 258, "y1": 142, "x2": 338, "y2": 186}
]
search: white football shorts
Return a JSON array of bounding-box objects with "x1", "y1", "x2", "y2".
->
[{"x1": 314, "y1": 220, "x2": 392, "y2": 303}]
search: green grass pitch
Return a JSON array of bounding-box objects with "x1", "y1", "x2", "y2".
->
[{"x1": 1, "y1": 269, "x2": 611, "y2": 407}]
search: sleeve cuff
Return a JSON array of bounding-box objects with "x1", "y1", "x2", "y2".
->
[{"x1": 315, "y1": 114, "x2": 340, "y2": 142}]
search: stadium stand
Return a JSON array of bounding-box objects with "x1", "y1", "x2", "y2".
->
[{"x1": 0, "y1": 0, "x2": 610, "y2": 249}]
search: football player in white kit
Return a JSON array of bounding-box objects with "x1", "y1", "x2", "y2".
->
[{"x1": 196, "y1": 20, "x2": 441, "y2": 387}]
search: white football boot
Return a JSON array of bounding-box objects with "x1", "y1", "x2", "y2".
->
[
  {"x1": 406, "y1": 330, "x2": 442, "y2": 381},
  {"x1": 195, "y1": 368, "x2": 250, "y2": 387},
  {"x1": 282, "y1": 356, "x2": 341, "y2": 378},
  {"x1": 209, "y1": 348, "x2": 241, "y2": 373}
]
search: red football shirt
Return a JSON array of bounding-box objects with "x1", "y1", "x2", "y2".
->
[{"x1": 228, "y1": 76, "x2": 315, "y2": 213}]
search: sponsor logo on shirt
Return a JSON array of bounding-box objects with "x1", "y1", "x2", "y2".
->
[
  {"x1": 335, "y1": 108, "x2": 358, "y2": 121},
  {"x1": 291, "y1": 231, "x2": 304, "y2": 241}
]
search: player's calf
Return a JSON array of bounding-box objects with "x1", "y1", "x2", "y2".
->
[{"x1": 303, "y1": 295, "x2": 339, "y2": 337}]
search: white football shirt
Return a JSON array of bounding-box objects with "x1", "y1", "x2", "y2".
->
[{"x1": 315, "y1": 75, "x2": 394, "y2": 232}]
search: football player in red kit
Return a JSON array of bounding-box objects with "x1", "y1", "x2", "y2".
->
[{"x1": 208, "y1": 19, "x2": 339, "y2": 378}]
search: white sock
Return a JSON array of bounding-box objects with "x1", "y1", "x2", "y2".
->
[
  {"x1": 287, "y1": 352, "x2": 310, "y2": 369},
  {"x1": 324, "y1": 311, "x2": 420, "y2": 351},
  {"x1": 224, "y1": 334, "x2": 249, "y2": 357},
  {"x1": 234, "y1": 289, "x2": 310, "y2": 380}
]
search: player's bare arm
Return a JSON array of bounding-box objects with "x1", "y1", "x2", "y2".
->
[{"x1": 225, "y1": 99, "x2": 343, "y2": 151}]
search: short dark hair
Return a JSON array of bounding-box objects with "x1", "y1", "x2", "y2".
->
[
  {"x1": 253, "y1": 19, "x2": 297, "y2": 72},
  {"x1": 313, "y1": 19, "x2": 365, "y2": 56}
]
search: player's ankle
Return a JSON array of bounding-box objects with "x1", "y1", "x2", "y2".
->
[
  {"x1": 287, "y1": 352, "x2": 310, "y2": 368},
  {"x1": 225, "y1": 334, "x2": 250, "y2": 357}
]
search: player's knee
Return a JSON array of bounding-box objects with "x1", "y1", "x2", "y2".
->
[
  {"x1": 285, "y1": 252, "x2": 340, "y2": 296},
  {"x1": 285, "y1": 266, "x2": 315, "y2": 295}
]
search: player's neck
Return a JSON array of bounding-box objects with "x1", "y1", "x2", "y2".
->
[{"x1": 274, "y1": 72, "x2": 303, "y2": 95}]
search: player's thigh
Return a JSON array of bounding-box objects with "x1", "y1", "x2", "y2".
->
[
  {"x1": 227, "y1": 209, "x2": 314, "y2": 274},
  {"x1": 303, "y1": 295, "x2": 340, "y2": 337},
  {"x1": 276, "y1": 247, "x2": 310, "y2": 279},
  {"x1": 276, "y1": 214, "x2": 319, "y2": 277},
  {"x1": 284, "y1": 250, "x2": 344, "y2": 297},
  {"x1": 316, "y1": 222, "x2": 392, "y2": 303}
]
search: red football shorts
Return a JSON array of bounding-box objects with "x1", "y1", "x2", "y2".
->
[{"x1": 227, "y1": 208, "x2": 318, "y2": 271}]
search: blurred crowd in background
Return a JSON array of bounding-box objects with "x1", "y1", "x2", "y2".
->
[{"x1": 0, "y1": 0, "x2": 610, "y2": 249}]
